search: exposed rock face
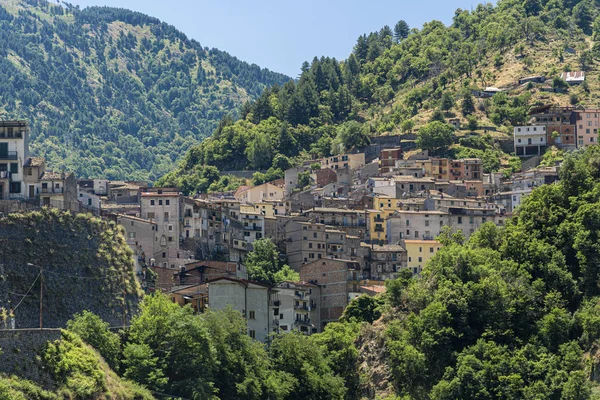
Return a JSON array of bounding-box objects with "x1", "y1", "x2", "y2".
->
[{"x1": 0, "y1": 209, "x2": 141, "y2": 329}]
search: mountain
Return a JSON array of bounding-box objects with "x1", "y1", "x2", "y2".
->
[
  {"x1": 161, "y1": 0, "x2": 600, "y2": 194},
  {"x1": 0, "y1": 0, "x2": 290, "y2": 180}
]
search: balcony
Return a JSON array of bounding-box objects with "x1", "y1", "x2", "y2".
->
[
  {"x1": 0, "y1": 171, "x2": 11, "y2": 180},
  {"x1": 294, "y1": 318, "x2": 311, "y2": 326},
  {"x1": 0, "y1": 151, "x2": 17, "y2": 160},
  {"x1": 374, "y1": 226, "x2": 384, "y2": 232},
  {"x1": 294, "y1": 303, "x2": 309, "y2": 312},
  {"x1": 374, "y1": 217, "x2": 385, "y2": 223},
  {"x1": 269, "y1": 299, "x2": 281, "y2": 307},
  {"x1": 41, "y1": 187, "x2": 64, "y2": 194},
  {"x1": 244, "y1": 225, "x2": 262, "y2": 231}
]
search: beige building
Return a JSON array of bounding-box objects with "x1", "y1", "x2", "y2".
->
[
  {"x1": 286, "y1": 221, "x2": 326, "y2": 271},
  {"x1": 235, "y1": 182, "x2": 285, "y2": 203},
  {"x1": 116, "y1": 214, "x2": 157, "y2": 273},
  {"x1": 140, "y1": 190, "x2": 181, "y2": 268}
]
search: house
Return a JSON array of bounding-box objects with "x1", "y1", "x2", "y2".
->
[
  {"x1": 519, "y1": 76, "x2": 546, "y2": 85},
  {"x1": 300, "y1": 259, "x2": 362, "y2": 329},
  {"x1": 404, "y1": 240, "x2": 442, "y2": 275},
  {"x1": 207, "y1": 277, "x2": 274, "y2": 342},
  {"x1": 450, "y1": 158, "x2": 483, "y2": 180},
  {"x1": 561, "y1": 71, "x2": 585, "y2": 85},
  {"x1": 514, "y1": 125, "x2": 547, "y2": 157},
  {"x1": 116, "y1": 214, "x2": 157, "y2": 274},
  {"x1": 573, "y1": 108, "x2": 600, "y2": 147},
  {"x1": 319, "y1": 153, "x2": 365, "y2": 171},
  {"x1": 0, "y1": 120, "x2": 28, "y2": 200},
  {"x1": 169, "y1": 283, "x2": 208, "y2": 314},
  {"x1": 448, "y1": 118, "x2": 461, "y2": 130},
  {"x1": 379, "y1": 148, "x2": 403, "y2": 174},
  {"x1": 286, "y1": 221, "x2": 326, "y2": 271},
  {"x1": 139, "y1": 189, "x2": 181, "y2": 269},
  {"x1": 271, "y1": 281, "x2": 321, "y2": 335},
  {"x1": 529, "y1": 105, "x2": 576, "y2": 148},
  {"x1": 235, "y1": 181, "x2": 285, "y2": 203},
  {"x1": 368, "y1": 244, "x2": 407, "y2": 281}
]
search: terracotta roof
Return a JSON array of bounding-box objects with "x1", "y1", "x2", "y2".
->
[
  {"x1": 140, "y1": 192, "x2": 179, "y2": 197},
  {"x1": 360, "y1": 285, "x2": 386, "y2": 294},
  {"x1": 40, "y1": 171, "x2": 64, "y2": 181},
  {"x1": 24, "y1": 157, "x2": 45, "y2": 167}
]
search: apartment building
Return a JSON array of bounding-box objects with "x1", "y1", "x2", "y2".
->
[
  {"x1": 300, "y1": 259, "x2": 362, "y2": 329},
  {"x1": 140, "y1": 189, "x2": 181, "y2": 268},
  {"x1": 450, "y1": 158, "x2": 483, "y2": 180},
  {"x1": 207, "y1": 277, "x2": 273, "y2": 342},
  {"x1": 404, "y1": 240, "x2": 442, "y2": 274},
  {"x1": 514, "y1": 125, "x2": 547, "y2": 157},
  {"x1": 0, "y1": 120, "x2": 28, "y2": 199},
  {"x1": 368, "y1": 244, "x2": 407, "y2": 281},
  {"x1": 286, "y1": 221, "x2": 326, "y2": 271},
  {"x1": 271, "y1": 281, "x2": 320, "y2": 335},
  {"x1": 116, "y1": 214, "x2": 157, "y2": 273},
  {"x1": 379, "y1": 148, "x2": 403, "y2": 174},
  {"x1": 573, "y1": 108, "x2": 600, "y2": 147},
  {"x1": 235, "y1": 181, "x2": 285, "y2": 203}
]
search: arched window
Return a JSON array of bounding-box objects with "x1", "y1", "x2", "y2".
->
[{"x1": 160, "y1": 235, "x2": 167, "y2": 246}]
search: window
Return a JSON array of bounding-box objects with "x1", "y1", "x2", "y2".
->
[
  {"x1": 160, "y1": 236, "x2": 167, "y2": 246},
  {"x1": 418, "y1": 257, "x2": 423, "y2": 262},
  {"x1": 249, "y1": 311, "x2": 255, "y2": 319},
  {"x1": 458, "y1": 216, "x2": 462, "y2": 224},
  {"x1": 42, "y1": 182, "x2": 47, "y2": 189},
  {"x1": 168, "y1": 237, "x2": 173, "y2": 242},
  {"x1": 128, "y1": 232, "x2": 136, "y2": 239},
  {"x1": 9, "y1": 182, "x2": 20, "y2": 194},
  {"x1": 406, "y1": 220, "x2": 410, "y2": 226},
  {"x1": 249, "y1": 330, "x2": 256, "y2": 339},
  {"x1": 10, "y1": 163, "x2": 17, "y2": 174},
  {"x1": 419, "y1": 247, "x2": 422, "y2": 252},
  {"x1": 414, "y1": 231, "x2": 419, "y2": 238},
  {"x1": 168, "y1": 225, "x2": 173, "y2": 231},
  {"x1": 165, "y1": 200, "x2": 170, "y2": 206},
  {"x1": 309, "y1": 253, "x2": 314, "y2": 259},
  {"x1": 309, "y1": 242, "x2": 313, "y2": 248},
  {"x1": 313, "y1": 232, "x2": 317, "y2": 238},
  {"x1": 150, "y1": 200, "x2": 155, "y2": 206},
  {"x1": 408, "y1": 257, "x2": 412, "y2": 262},
  {"x1": 430, "y1": 247, "x2": 434, "y2": 253},
  {"x1": 425, "y1": 220, "x2": 430, "y2": 227},
  {"x1": 162, "y1": 252, "x2": 166, "y2": 258},
  {"x1": 158, "y1": 200, "x2": 163, "y2": 205},
  {"x1": 87, "y1": 199, "x2": 92, "y2": 206},
  {"x1": 147, "y1": 212, "x2": 155, "y2": 219},
  {"x1": 164, "y1": 212, "x2": 169, "y2": 220}
]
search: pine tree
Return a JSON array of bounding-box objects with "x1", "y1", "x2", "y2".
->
[{"x1": 394, "y1": 20, "x2": 410, "y2": 43}]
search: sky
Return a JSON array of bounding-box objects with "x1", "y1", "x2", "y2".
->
[{"x1": 67, "y1": 0, "x2": 486, "y2": 78}]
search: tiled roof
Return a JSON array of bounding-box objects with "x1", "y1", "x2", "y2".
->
[
  {"x1": 24, "y1": 157, "x2": 45, "y2": 167},
  {"x1": 40, "y1": 171, "x2": 63, "y2": 180},
  {"x1": 371, "y1": 244, "x2": 406, "y2": 252}
]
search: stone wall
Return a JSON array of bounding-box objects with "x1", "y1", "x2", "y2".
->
[{"x1": 0, "y1": 329, "x2": 61, "y2": 388}]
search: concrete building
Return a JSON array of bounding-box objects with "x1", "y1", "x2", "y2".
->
[
  {"x1": 140, "y1": 189, "x2": 181, "y2": 269},
  {"x1": 0, "y1": 120, "x2": 28, "y2": 199},
  {"x1": 207, "y1": 277, "x2": 273, "y2": 342},
  {"x1": 574, "y1": 108, "x2": 600, "y2": 147},
  {"x1": 450, "y1": 158, "x2": 483, "y2": 180},
  {"x1": 368, "y1": 244, "x2": 407, "y2": 281},
  {"x1": 404, "y1": 240, "x2": 442, "y2": 274},
  {"x1": 300, "y1": 259, "x2": 361, "y2": 329},
  {"x1": 379, "y1": 148, "x2": 403, "y2": 174},
  {"x1": 235, "y1": 182, "x2": 285, "y2": 203},
  {"x1": 514, "y1": 125, "x2": 547, "y2": 157},
  {"x1": 116, "y1": 214, "x2": 157, "y2": 273},
  {"x1": 286, "y1": 221, "x2": 326, "y2": 271},
  {"x1": 271, "y1": 281, "x2": 320, "y2": 335}
]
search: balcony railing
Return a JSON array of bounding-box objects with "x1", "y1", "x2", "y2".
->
[
  {"x1": 41, "y1": 187, "x2": 64, "y2": 194},
  {"x1": 0, "y1": 151, "x2": 18, "y2": 160},
  {"x1": 294, "y1": 318, "x2": 311, "y2": 326},
  {"x1": 0, "y1": 171, "x2": 11, "y2": 180},
  {"x1": 374, "y1": 226, "x2": 384, "y2": 232},
  {"x1": 294, "y1": 304, "x2": 309, "y2": 311},
  {"x1": 374, "y1": 217, "x2": 385, "y2": 223}
]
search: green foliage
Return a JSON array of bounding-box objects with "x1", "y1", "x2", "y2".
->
[
  {"x1": 0, "y1": 375, "x2": 57, "y2": 400},
  {"x1": 245, "y1": 238, "x2": 294, "y2": 285},
  {"x1": 66, "y1": 311, "x2": 121, "y2": 371},
  {"x1": 416, "y1": 121, "x2": 455, "y2": 154},
  {"x1": 341, "y1": 294, "x2": 384, "y2": 324},
  {"x1": 125, "y1": 293, "x2": 217, "y2": 399},
  {"x1": 44, "y1": 330, "x2": 152, "y2": 399},
  {"x1": 0, "y1": 1, "x2": 289, "y2": 180},
  {"x1": 269, "y1": 332, "x2": 347, "y2": 400}
]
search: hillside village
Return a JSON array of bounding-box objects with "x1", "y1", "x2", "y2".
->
[{"x1": 0, "y1": 110, "x2": 585, "y2": 341}]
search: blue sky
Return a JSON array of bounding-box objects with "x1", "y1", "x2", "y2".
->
[{"x1": 68, "y1": 0, "x2": 487, "y2": 77}]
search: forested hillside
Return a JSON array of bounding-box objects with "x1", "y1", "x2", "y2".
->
[
  {"x1": 10, "y1": 145, "x2": 600, "y2": 400},
  {"x1": 161, "y1": 0, "x2": 600, "y2": 194},
  {"x1": 0, "y1": 0, "x2": 289, "y2": 180}
]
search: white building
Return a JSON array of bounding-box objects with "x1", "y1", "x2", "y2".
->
[
  {"x1": 514, "y1": 125, "x2": 547, "y2": 157},
  {"x1": 140, "y1": 189, "x2": 181, "y2": 268},
  {"x1": 271, "y1": 281, "x2": 320, "y2": 335},
  {"x1": 0, "y1": 120, "x2": 28, "y2": 199},
  {"x1": 207, "y1": 277, "x2": 273, "y2": 342}
]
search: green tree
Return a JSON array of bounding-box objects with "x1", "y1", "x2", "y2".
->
[
  {"x1": 245, "y1": 238, "x2": 292, "y2": 285},
  {"x1": 341, "y1": 295, "x2": 384, "y2": 324},
  {"x1": 400, "y1": 119, "x2": 415, "y2": 134},
  {"x1": 416, "y1": 121, "x2": 455, "y2": 153},
  {"x1": 461, "y1": 90, "x2": 475, "y2": 116},
  {"x1": 394, "y1": 20, "x2": 410, "y2": 42},
  {"x1": 66, "y1": 311, "x2": 121, "y2": 371},
  {"x1": 269, "y1": 333, "x2": 346, "y2": 400},
  {"x1": 440, "y1": 92, "x2": 455, "y2": 112},
  {"x1": 332, "y1": 121, "x2": 370, "y2": 154}
]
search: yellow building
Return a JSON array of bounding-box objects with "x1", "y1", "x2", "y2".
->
[
  {"x1": 404, "y1": 240, "x2": 442, "y2": 274},
  {"x1": 368, "y1": 195, "x2": 405, "y2": 244}
]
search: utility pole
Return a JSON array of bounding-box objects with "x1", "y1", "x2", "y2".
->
[{"x1": 39, "y1": 267, "x2": 43, "y2": 329}]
